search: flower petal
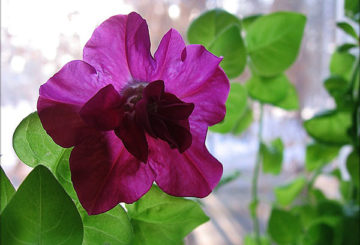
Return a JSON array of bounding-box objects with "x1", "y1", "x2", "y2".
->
[
  {"x1": 152, "y1": 29, "x2": 229, "y2": 126},
  {"x1": 80, "y1": 84, "x2": 123, "y2": 131},
  {"x1": 70, "y1": 131, "x2": 155, "y2": 215},
  {"x1": 148, "y1": 123, "x2": 222, "y2": 198},
  {"x1": 83, "y1": 12, "x2": 155, "y2": 88},
  {"x1": 37, "y1": 60, "x2": 104, "y2": 147}
]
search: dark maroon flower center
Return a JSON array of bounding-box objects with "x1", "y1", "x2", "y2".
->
[{"x1": 80, "y1": 80, "x2": 194, "y2": 162}]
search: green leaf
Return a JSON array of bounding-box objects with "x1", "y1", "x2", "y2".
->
[
  {"x1": 261, "y1": 138, "x2": 284, "y2": 175},
  {"x1": 233, "y1": 107, "x2": 253, "y2": 135},
  {"x1": 0, "y1": 166, "x2": 83, "y2": 245},
  {"x1": 208, "y1": 25, "x2": 247, "y2": 78},
  {"x1": 329, "y1": 51, "x2": 356, "y2": 81},
  {"x1": 305, "y1": 143, "x2": 341, "y2": 171},
  {"x1": 337, "y1": 43, "x2": 359, "y2": 52},
  {"x1": 187, "y1": 9, "x2": 246, "y2": 78},
  {"x1": 126, "y1": 185, "x2": 209, "y2": 245},
  {"x1": 0, "y1": 167, "x2": 15, "y2": 213},
  {"x1": 244, "y1": 234, "x2": 270, "y2": 245},
  {"x1": 187, "y1": 9, "x2": 241, "y2": 47},
  {"x1": 246, "y1": 12, "x2": 306, "y2": 76},
  {"x1": 346, "y1": 151, "x2": 359, "y2": 188},
  {"x1": 291, "y1": 204, "x2": 318, "y2": 229},
  {"x1": 302, "y1": 223, "x2": 336, "y2": 245},
  {"x1": 242, "y1": 14, "x2": 263, "y2": 31},
  {"x1": 246, "y1": 74, "x2": 290, "y2": 103},
  {"x1": 271, "y1": 83, "x2": 299, "y2": 110},
  {"x1": 345, "y1": 0, "x2": 360, "y2": 21},
  {"x1": 274, "y1": 177, "x2": 306, "y2": 206},
  {"x1": 13, "y1": 112, "x2": 65, "y2": 172},
  {"x1": 210, "y1": 83, "x2": 248, "y2": 134},
  {"x1": 324, "y1": 76, "x2": 353, "y2": 109},
  {"x1": 268, "y1": 208, "x2": 302, "y2": 244},
  {"x1": 79, "y1": 205, "x2": 133, "y2": 245},
  {"x1": 304, "y1": 110, "x2": 352, "y2": 145},
  {"x1": 337, "y1": 22, "x2": 359, "y2": 39}
]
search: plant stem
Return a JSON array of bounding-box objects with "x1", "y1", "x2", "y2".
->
[{"x1": 251, "y1": 103, "x2": 264, "y2": 245}]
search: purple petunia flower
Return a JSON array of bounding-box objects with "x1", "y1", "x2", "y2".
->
[{"x1": 37, "y1": 12, "x2": 229, "y2": 215}]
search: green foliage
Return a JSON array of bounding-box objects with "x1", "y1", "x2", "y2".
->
[
  {"x1": 337, "y1": 21, "x2": 359, "y2": 39},
  {"x1": 210, "y1": 83, "x2": 250, "y2": 134},
  {"x1": 337, "y1": 43, "x2": 358, "y2": 52},
  {"x1": 271, "y1": 83, "x2": 300, "y2": 110},
  {"x1": 329, "y1": 51, "x2": 356, "y2": 81},
  {"x1": 126, "y1": 185, "x2": 209, "y2": 245},
  {"x1": 13, "y1": 112, "x2": 65, "y2": 171},
  {"x1": 242, "y1": 14, "x2": 263, "y2": 31},
  {"x1": 244, "y1": 234, "x2": 270, "y2": 245},
  {"x1": 246, "y1": 12, "x2": 306, "y2": 77},
  {"x1": 0, "y1": 167, "x2": 15, "y2": 213},
  {"x1": 304, "y1": 110, "x2": 352, "y2": 145},
  {"x1": 346, "y1": 151, "x2": 359, "y2": 188},
  {"x1": 79, "y1": 205, "x2": 133, "y2": 245},
  {"x1": 345, "y1": 0, "x2": 360, "y2": 21},
  {"x1": 324, "y1": 76, "x2": 353, "y2": 109},
  {"x1": 305, "y1": 143, "x2": 340, "y2": 171},
  {"x1": 246, "y1": 74, "x2": 290, "y2": 104},
  {"x1": 274, "y1": 177, "x2": 306, "y2": 206},
  {"x1": 0, "y1": 166, "x2": 83, "y2": 245},
  {"x1": 261, "y1": 138, "x2": 284, "y2": 175},
  {"x1": 268, "y1": 208, "x2": 302, "y2": 244},
  {"x1": 215, "y1": 170, "x2": 241, "y2": 190},
  {"x1": 187, "y1": 9, "x2": 246, "y2": 78}
]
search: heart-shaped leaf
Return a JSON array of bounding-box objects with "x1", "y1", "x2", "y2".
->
[
  {"x1": 271, "y1": 83, "x2": 299, "y2": 110},
  {"x1": 305, "y1": 143, "x2": 340, "y2": 171},
  {"x1": 0, "y1": 166, "x2": 83, "y2": 245},
  {"x1": 304, "y1": 110, "x2": 352, "y2": 145},
  {"x1": 246, "y1": 12, "x2": 306, "y2": 76},
  {"x1": 187, "y1": 9, "x2": 246, "y2": 78},
  {"x1": 0, "y1": 167, "x2": 15, "y2": 213},
  {"x1": 246, "y1": 74, "x2": 290, "y2": 104},
  {"x1": 126, "y1": 185, "x2": 209, "y2": 245},
  {"x1": 329, "y1": 51, "x2": 356, "y2": 81},
  {"x1": 274, "y1": 177, "x2": 306, "y2": 206}
]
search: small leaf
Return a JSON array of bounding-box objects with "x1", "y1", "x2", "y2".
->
[
  {"x1": 271, "y1": 83, "x2": 299, "y2": 110},
  {"x1": 346, "y1": 151, "x2": 359, "y2": 188},
  {"x1": 246, "y1": 74, "x2": 290, "y2": 104},
  {"x1": 210, "y1": 83, "x2": 248, "y2": 133},
  {"x1": 268, "y1": 208, "x2": 302, "y2": 244},
  {"x1": 233, "y1": 107, "x2": 253, "y2": 135},
  {"x1": 337, "y1": 22, "x2": 359, "y2": 39},
  {"x1": 246, "y1": 12, "x2": 306, "y2": 76},
  {"x1": 329, "y1": 51, "x2": 356, "y2": 81},
  {"x1": 126, "y1": 185, "x2": 209, "y2": 245},
  {"x1": 13, "y1": 112, "x2": 65, "y2": 172},
  {"x1": 305, "y1": 143, "x2": 341, "y2": 171},
  {"x1": 0, "y1": 166, "x2": 83, "y2": 245},
  {"x1": 0, "y1": 167, "x2": 15, "y2": 213},
  {"x1": 208, "y1": 25, "x2": 247, "y2": 78},
  {"x1": 261, "y1": 138, "x2": 284, "y2": 175},
  {"x1": 187, "y1": 9, "x2": 246, "y2": 78},
  {"x1": 79, "y1": 205, "x2": 133, "y2": 245},
  {"x1": 324, "y1": 76, "x2": 352, "y2": 109},
  {"x1": 274, "y1": 177, "x2": 306, "y2": 206},
  {"x1": 337, "y1": 43, "x2": 358, "y2": 52},
  {"x1": 187, "y1": 9, "x2": 241, "y2": 47},
  {"x1": 304, "y1": 110, "x2": 352, "y2": 145}
]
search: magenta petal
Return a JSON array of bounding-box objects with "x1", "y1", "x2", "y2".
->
[
  {"x1": 37, "y1": 60, "x2": 104, "y2": 147},
  {"x1": 80, "y1": 84, "x2": 123, "y2": 131},
  {"x1": 70, "y1": 131, "x2": 155, "y2": 215},
  {"x1": 83, "y1": 12, "x2": 155, "y2": 87},
  {"x1": 152, "y1": 29, "x2": 229, "y2": 126},
  {"x1": 148, "y1": 125, "x2": 222, "y2": 197}
]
